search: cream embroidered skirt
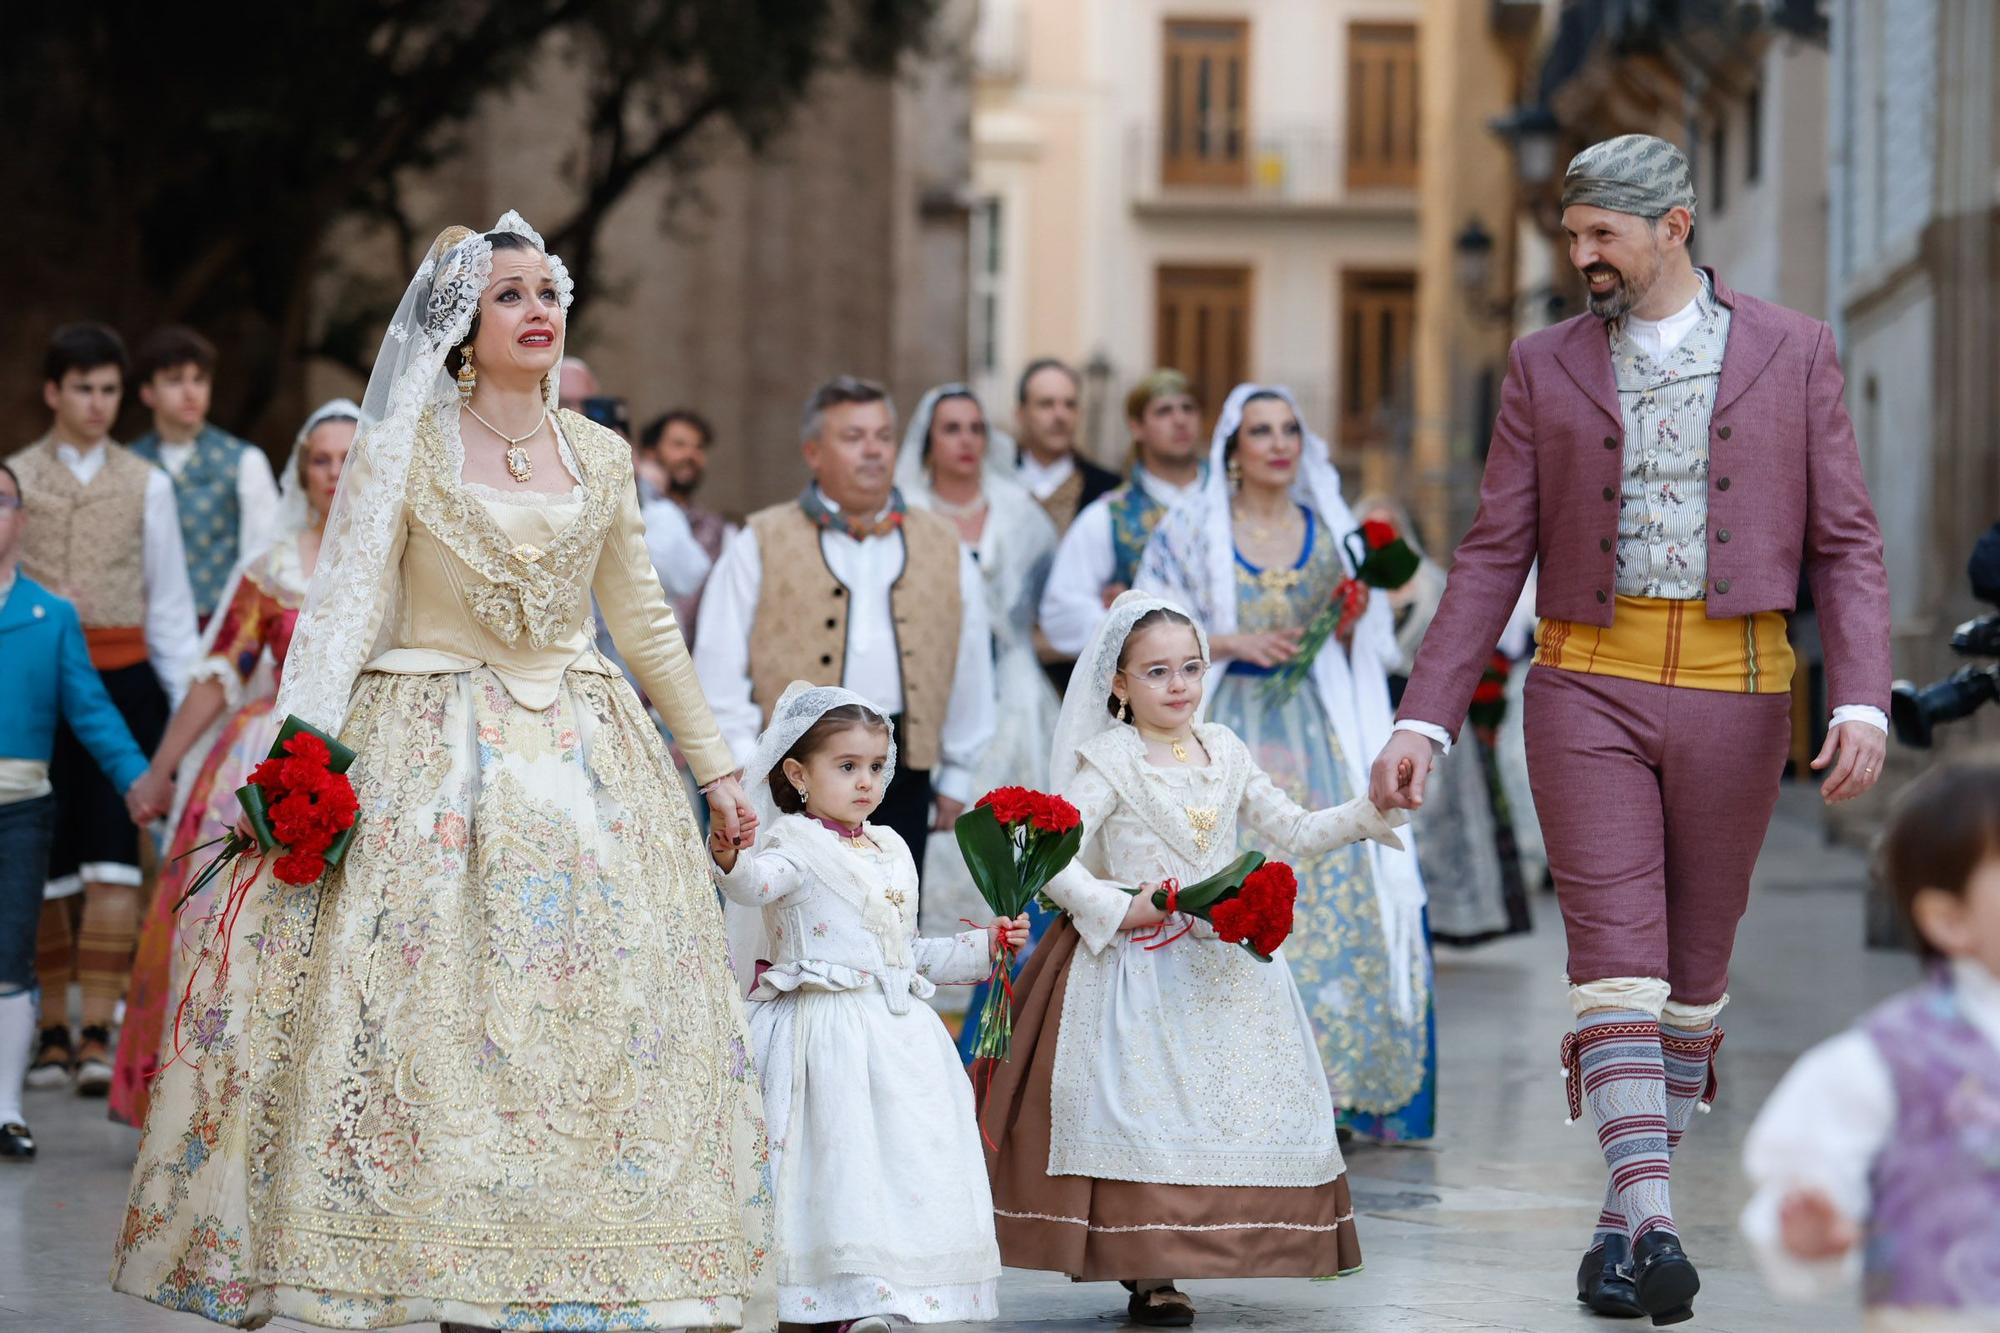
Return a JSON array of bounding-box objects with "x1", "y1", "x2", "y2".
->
[{"x1": 112, "y1": 667, "x2": 775, "y2": 1330}]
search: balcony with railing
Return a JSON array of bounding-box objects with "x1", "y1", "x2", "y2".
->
[{"x1": 1124, "y1": 123, "x2": 1417, "y2": 219}]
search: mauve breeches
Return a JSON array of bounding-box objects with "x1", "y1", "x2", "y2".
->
[{"x1": 1523, "y1": 666, "x2": 1791, "y2": 1004}]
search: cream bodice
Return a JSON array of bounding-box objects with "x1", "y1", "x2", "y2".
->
[
  {"x1": 714, "y1": 815, "x2": 992, "y2": 1015},
  {"x1": 358, "y1": 405, "x2": 734, "y2": 782}
]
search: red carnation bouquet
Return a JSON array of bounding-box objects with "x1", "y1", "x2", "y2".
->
[
  {"x1": 955, "y1": 787, "x2": 1085, "y2": 1061},
  {"x1": 1130, "y1": 850, "x2": 1298, "y2": 961},
  {"x1": 1261, "y1": 516, "x2": 1421, "y2": 705},
  {"x1": 176, "y1": 716, "x2": 360, "y2": 910}
]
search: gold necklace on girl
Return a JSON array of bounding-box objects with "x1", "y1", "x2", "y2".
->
[
  {"x1": 465, "y1": 402, "x2": 547, "y2": 483},
  {"x1": 1137, "y1": 724, "x2": 1195, "y2": 764}
]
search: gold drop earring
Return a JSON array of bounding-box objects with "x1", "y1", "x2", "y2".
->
[
  {"x1": 1118, "y1": 695, "x2": 1130, "y2": 723},
  {"x1": 456, "y1": 345, "x2": 477, "y2": 402},
  {"x1": 1227, "y1": 457, "x2": 1243, "y2": 489}
]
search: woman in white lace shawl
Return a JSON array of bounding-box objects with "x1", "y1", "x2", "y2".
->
[
  {"x1": 1135, "y1": 383, "x2": 1435, "y2": 1144},
  {"x1": 112, "y1": 215, "x2": 774, "y2": 1332},
  {"x1": 978, "y1": 590, "x2": 1404, "y2": 1326},
  {"x1": 891, "y1": 384, "x2": 1061, "y2": 932}
]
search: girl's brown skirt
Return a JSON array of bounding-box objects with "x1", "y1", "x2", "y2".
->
[{"x1": 976, "y1": 918, "x2": 1363, "y2": 1280}]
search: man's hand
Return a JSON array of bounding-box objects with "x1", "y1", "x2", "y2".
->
[
  {"x1": 1812, "y1": 720, "x2": 1887, "y2": 805},
  {"x1": 1778, "y1": 1188, "x2": 1859, "y2": 1263},
  {"x1": 705, "y1": 775, "x2": 757, "y2": 848},
  {"x1": 932, "y1": 794, "x2": 966, "y2": 832},
  {"x1": 1369, "y1": 729, "x2": 1439, "y2": 811},
  {"x1": 124, "y1": 767, "x2": 174, "y2": 824},
  {"x1": 1099, "y1": 582, "x2": 1130, "y2": 609}
]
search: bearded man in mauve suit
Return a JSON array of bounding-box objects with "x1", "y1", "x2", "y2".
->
[{"x1": 1370, "y1": 135, "x2": 1891, "y2": 1325}]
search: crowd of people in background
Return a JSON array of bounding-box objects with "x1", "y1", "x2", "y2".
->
[{"x1": 0, "y1": 313, "x2": 1554, "y2": 1173}]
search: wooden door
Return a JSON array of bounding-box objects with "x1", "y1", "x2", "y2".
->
[
  {"x1": 1156, "y1": 264, "x2": 1252, "y2": 424},
  {"x1": 1162, "y1": 19, "x2": 1250, "y2": 188},
  {"x1": 1340, "y1": 270, "x2": 1416, "y2": 449}
]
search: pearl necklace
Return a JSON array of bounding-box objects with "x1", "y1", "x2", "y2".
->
[
  {"x1": 465, "y1": 402, "x2": 547, "y2": 483},
  {"x1": 928, "y1": 490, "x2": 988, "y2": 521}
]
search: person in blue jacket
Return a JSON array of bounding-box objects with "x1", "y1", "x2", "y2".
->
[{"x1": 0, "y1": 460, "x2": 171, "y2": 1159}]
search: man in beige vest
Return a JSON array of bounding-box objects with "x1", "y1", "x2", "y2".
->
[
  {"x1": 12, "y1": 322, "x2": 198, "y2": 1098},
  {"x1": 695, "y1": 376, "x2": 995, "y2": 871}
]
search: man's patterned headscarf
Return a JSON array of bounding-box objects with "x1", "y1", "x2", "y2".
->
[{"x1": 1560, "y1": 134, "x2": 1697, "y2": 219}]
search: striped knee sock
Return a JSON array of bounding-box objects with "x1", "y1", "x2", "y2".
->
[
  {"x1": 77, "y1": 883, "x2": 141, "y2": 1028},
  {"x1": 1566, "y1": 1010, "x2": 1675, "y2": 1243},
  {"x1": 1661, "y1": 1022, "x2": 1722, "y2": 1151},
  {"x1": 1594, "y1": 1023, "x2": 1717, "y2": 1242},
  {"x1": 34, "y1": 900, "x2": 74, "y2": 1031}
]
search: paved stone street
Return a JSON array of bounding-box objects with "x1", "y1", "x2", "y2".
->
[{"x1": 0, "y1": 784, "x2": 1903, "y2": 1332}]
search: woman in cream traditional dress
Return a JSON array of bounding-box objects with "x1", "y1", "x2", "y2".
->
[
  {"x1": 111, "y1": 399, "x2": 360, "y2": 1129},
  {"x1": 890, "y1": 385, "x2": 1060, "y2": 942},
  {"x1": 1136, "y1": 384, "x2": 1435, "y2": 1143},
  {"x1": 112, "y1": 215, "x2": 774, "y2": 1332},
  {"x1": 980, "y1": 591, "x2": 1404, "y2": 1325}
]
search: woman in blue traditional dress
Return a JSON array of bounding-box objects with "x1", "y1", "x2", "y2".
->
[{"x1": 1136, "y1": 383, "x2": 1435, "y2": 1142}]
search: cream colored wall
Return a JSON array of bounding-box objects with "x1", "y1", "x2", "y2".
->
[{"x1": 974, "y1": 0, "x2": 1419, "y2": 456}]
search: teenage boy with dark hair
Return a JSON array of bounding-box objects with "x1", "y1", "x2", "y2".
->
[
  {"x1": 128, "y1": 326, "x2": 280, "y2": 625},
  {"x1": 12, "y1": 321, "x2": 197, "y2": 1097}
]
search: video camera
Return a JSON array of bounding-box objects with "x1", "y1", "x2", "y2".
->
[{"x1": 1890, "y1": 522, "x2": 2000, "y2": 747}]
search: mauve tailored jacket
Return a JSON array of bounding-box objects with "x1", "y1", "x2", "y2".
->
[{"x1": 1398, "y1": 269, "x2": 1891, "y2": 738}]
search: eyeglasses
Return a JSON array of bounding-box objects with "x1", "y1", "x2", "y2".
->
[
  {"x1": 1125, "y1": 659, "x2": 1207, "y2": 689},
  {"x1": 0, "y1": 495, "x2": 20, "y2": 512}
]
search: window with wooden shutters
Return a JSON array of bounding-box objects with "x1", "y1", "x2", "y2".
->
[
  {"x1": 1346, "y1": 23, "x2": 1419, "y2": 190},
  {"x1": 1155, "y1": 265, "x2": 1252, "y2": 424},
  {"x1": 1339, "y1": 270, "x2": 1416, "y2": 449},
  {"x1": 1162, "y1": 19, "x2": 1249, "y2": 188}
]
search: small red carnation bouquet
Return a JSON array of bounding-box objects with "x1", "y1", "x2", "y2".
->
[
  {"x1": 1261, "y1": 516, "x2": 1421, "y2": 705},
  {"x1": 175, "y1": 715, "x2": 360, "y2": 910},
  {"x1": 955, "y1": 786, "x2": 1085, "y2": 1061},
  {"x1": 1131, "y1": 850, "x2": 1298, "y2": 961}
]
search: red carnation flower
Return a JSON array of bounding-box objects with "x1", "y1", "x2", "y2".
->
[
  {"x1": 1027, "y1": 794, "x2": 1081, "y2": 835},
  {"x1": 272, "y1": 848, "x2": 327, "y2": 886},
  {"x1": 1361, "y1": 517, "x2": 1399, "y2": 550}
]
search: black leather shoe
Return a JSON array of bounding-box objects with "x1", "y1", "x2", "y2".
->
[
  {"x1": 1630, "y1": 1231, "x2": 1699, "y2": 1325},
  {"x1": 0, "y1": 1122, "x2": 33, "y2": 1160},
  {"x1": 1575, "y1": 1236, "x2": 1644, "y2": 1317}
]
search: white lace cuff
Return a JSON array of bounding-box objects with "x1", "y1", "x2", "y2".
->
[{"x1": 187, "y1": 656, "x2": 247, "y2": 711}]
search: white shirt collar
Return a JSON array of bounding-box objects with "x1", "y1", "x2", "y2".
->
[
  {"x1": 1135, "y1": 465, "x2": 1202, "y2": 509},
  {"x1": 1950, "y1": 957, "x2": 2000, "y2": 1053},
  {"x1": 54, "y1": 438, "x2": 109, "y2": 464},
  {"x1": 1017, "y1": 451, "x2": 1077, "y2": 501}
]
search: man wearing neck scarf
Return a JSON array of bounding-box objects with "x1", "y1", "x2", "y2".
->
[
  {"x1": 694, "y1": 375, "x2": 996, "y2": 874},
  {"x1": 1369, "y1": 134, "x2": 1891, "y2": 1324}
]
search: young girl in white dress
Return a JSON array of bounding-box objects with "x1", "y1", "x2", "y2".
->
[
  {"x1": 712, "y1": 681, "x2": 1027, "y2": 1332},
  {"x1": 979, "y1": 591, "x2": 1406, "y2": 1327}
]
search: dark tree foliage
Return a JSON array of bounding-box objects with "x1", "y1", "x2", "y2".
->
[{"x1": 8, "y1": 1, "x2": 938, "y2": 440}]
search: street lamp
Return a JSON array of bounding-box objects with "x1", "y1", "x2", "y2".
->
[
  {"x1": 1454, "y1": 218, "x2": 1495, "y2": 300},
  {"x1": 1490, "y1": 102, "x2": 1562, "y2": 187}
]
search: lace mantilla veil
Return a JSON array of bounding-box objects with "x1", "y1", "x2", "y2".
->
[
  {"x1": 273, "y1": 212, "x2": 574, "y2": 733},
  {"x1": 892, "y1": 381, "x2": 1029, "y2": 505},
  {"x1": 723, "y1": 682, "x2": 900, "y2": 994},
  {"x1": 1048, "y1": 589, "x2": 1211, "y2": 795}
]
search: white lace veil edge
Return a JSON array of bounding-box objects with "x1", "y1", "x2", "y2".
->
[
  {"x1": 273, "y1": 211, "x2": 573, "y2": 734},
  {"x1": 1048, "y1": 589, "x2": 1210, "y2": 792},
  {"x1": 893, "y1": 382, "x2": 1034, "y2": 511}
]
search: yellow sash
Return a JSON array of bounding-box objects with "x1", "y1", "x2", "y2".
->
[{"x1": 1534, "y1": 595, "x2": 1794, "y2": 694}]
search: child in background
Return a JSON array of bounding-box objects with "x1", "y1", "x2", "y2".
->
[
  {"x1": 1741, "y1": 751, "x2": 2000, "y2": 1330},
  {"x1": 711, "y1": 682, "x2": 1023, "y2": 1332}
]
